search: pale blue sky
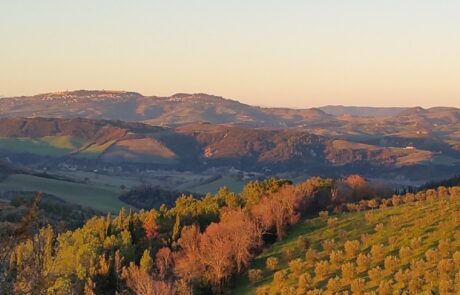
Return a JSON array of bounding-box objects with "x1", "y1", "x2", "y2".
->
[{"x1": 1, "y1": 1, "x2": 459, "y2": 107}]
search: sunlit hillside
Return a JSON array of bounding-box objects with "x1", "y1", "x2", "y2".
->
[{"x1": 236, "y1": 187, "x2": 460, "y2": 294}]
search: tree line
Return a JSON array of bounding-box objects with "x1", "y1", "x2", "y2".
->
[{"x1": 1, "y1": 175, "x2": 392, "y2": 294}]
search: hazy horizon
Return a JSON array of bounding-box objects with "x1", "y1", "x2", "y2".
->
[{"x1": 1, "y1": 1, "x2": 459, "y2": 108}]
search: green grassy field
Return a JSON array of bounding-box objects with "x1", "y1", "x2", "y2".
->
[
  {"x1": 0, "y1": 136, "x2": 83, "y2": 157},
  {"x1": 188, "y1": 175, "x2": 246, "y2": 194},
  {"x1": 0, "y1": 174, "x2": 130, "y2": 212},
  {"x1": 234, "y1": 192, "x2": 460, "y2": 294}
]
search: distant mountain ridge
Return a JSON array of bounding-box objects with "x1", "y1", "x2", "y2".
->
[
  {"x1": 319, "y1": 105, "x2": 409, "y2": 117},
  {"x1": 0, "y1": 90, "x2": 334, "y2": 128},
  {"x1": 1, "y1": 90, "x2": 458, "y2": 127}
]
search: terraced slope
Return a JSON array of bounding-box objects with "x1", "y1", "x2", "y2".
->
[{"x1": 236, "y1": 187, "x2": 460, "y2": 294}]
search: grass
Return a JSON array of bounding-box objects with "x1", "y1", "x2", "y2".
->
[
  {"x1": 0, "y1": 174, "x2": 131, "y2": 212},
  {"x1": 0, "y1": 136, "x2": 83, "y2": 157},
  {"x1": 234, "y1": 193, "x2": 460, "y2": 294},
  {"x1": 188, "y1": 176, "x2": 246, "y2": 194}
]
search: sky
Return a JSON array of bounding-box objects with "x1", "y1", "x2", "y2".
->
[{"x1": 0, "y1": 1, "x2": 459, "y2": 108}]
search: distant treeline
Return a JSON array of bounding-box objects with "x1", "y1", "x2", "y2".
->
[{"x1": 119, "y1": 185, "x2": 204, "y2": 209}]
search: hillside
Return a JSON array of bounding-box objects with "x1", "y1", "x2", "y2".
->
[
  {"x1": 0, "y1": 118, "x2": 457, "y2": 183},
  {"x1": 0, "y1": 91, "x2": 334, "y2": 128},
  {"x1": 1, "y1": 91, "x2": 459, "y2": 134},
  {"x1": 236, "y1": 187, "x2": 460, "y2": 294}
]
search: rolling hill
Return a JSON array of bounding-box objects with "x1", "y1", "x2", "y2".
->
[{"x1": 0, "y1": 118, "x2": 456, "y2": 183}]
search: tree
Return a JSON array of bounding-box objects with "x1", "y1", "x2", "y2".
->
[
  {"x1": 251, "y1": 185, "x2": 302, "y2": 240},
  {"x1": 10, "y1": 225, "x2": 55, "y2": 294},
  {"x1": 266, "y1": 257, "x2": 279, "y2": 271},
  {"x1": 356, "y1": 254, "x2": 370, "y2": 273},
  {"x1": 384, "y1": 256, "x2": 399, "y2": 274},
  {"x1": 350, "y1": 278, "x2": 365, "y2": 295},
  {"x1": 297, "y1": 236, "x2": 310, "y2": 252},
  {"x1": 174, "y1": 225, "x2": 204, "y2": 284},
  {"x1": 341, "y1": 262, "x2": 356, "y2": 281},
  {"x1": 327, "y1": 276, "x2": 341, "y2": 293},
  {"x1": 368, "y1": 266, "x2": 383, "y2": 283},
  {"x1": 329, "y1": 250, "x2": 343, "y2": 268},
  {"x1": 314, "y1": 260, "x2": 329, "y2": 281},
  {"x1": 298, "y1": 273, "x2": 312, "y2": 289},
  {"x1": 305, "y1": 249, "x2": 318, "y2": 265},
  {"x1": 344, "y1": 240, "x2": 360, "y2": 259},
  {"x1": 143, "y1": 210, "x2": 159, "y2": 241},
  {"x1": 288, "y1": 258, "x2": 304, "y2": 276},
  {"x1": 122, "y1": 262, "x2": 155, "y2": 295},
  {"x1": 248, "y1": 269, "x2": 262, "y2": 284},
  {"x1": 155, "y1": 247, "x2": 174, "y2": 280},
  {"x1": 378, "y1": 279, "x2": 393, "y2": 295},
  {"x1": 370, "y1": 244, "x2": 385, "y2": 263},
  {"x1": 140, "y1": 250, "x2": 153, "y2": 274}
]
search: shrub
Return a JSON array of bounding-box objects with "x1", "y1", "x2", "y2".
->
[
  {"x1": 319, "y1": 211, "x2": 329, "y2": 222},
  {"x1": 356, "y1": 253, "x2": 371, "y2": 273},
  {"x1": 288, "y1": 258, "x2": 304, "y2": 276},
  {"x1": 409, "y1": 237, "x2": 422, "y2": 249},
  {"x1": 408, "y1": 277, "x2": 423, "y2": 294},
  {"x1": 350, "y1": 278, "x2": 366, "y2": 295},
  {"x1": 329, "y1": 250, "x2": 343, "y2": 267},
  {"x1": 384, "y1": 256, "x2": 399, "y2": 274},
  {"x1": 399, "y1": 246, "x2": 411, "y2": 262},
  {"x1": 282, "y1": 248, "x2": 294, "y2": 261},
  {"x1": 298, "y1": 273, "x2": 312, "y2": 289},
  {"x1": 305, "y1": 249, "x2": 318, "y2": 265},
  {"x1": 438, "y1": 239, "x2": 452, "y2": 257},
  {"x1": 374, "y1": 223, "x2": 384, "y2": 233},
  {"x1": 321, "y1": 239, "x2": 335, "y2": 254},
  {"x1": 274, "y1": 270, "x2": 287, "y2": 285},
  {"x1": 378, "y1": 279, "x2": 393, "y2": 295},
  {"x1": 327, "y1": 217, "x2": 338, "y2": 228},
  {"x1": 327, "y1": 276, "x2": 341, "y2": 293},
  {"x1": 255, "y1": 286, "x2": 270, "y2": 295},
  {"x1": 360, "y1": 234, "x2": 371, "y2": 247},
  {"x1": 344, "y1": 240, "x2": 360, "y2": 259},
  {"x1": 368, "y1": 266, "x2": 383, "y2": 282},
  {"x1": 297, "y1": 236, "x2": 310, "y2": 252},
  {"x1": 341, "y1": 262, "x2": 356, "y2": 281},
  {"x1": 314, "y1": 260, "x2": 329, "y2": 281},
  {"x1": 437, "y1": 259, "x2": 454, "y2": 276},
  {"x1": 370, "y1": 244, "x2": 385, "y2": 263},
  {"x1": 425, "y1": 248, "x2": 439, "y2": 264},
  {"x1": 266, "y1": 256, "x2": 279, "y2": 271},
  {"x1": 248, "y1": 269, "x2": 262, "y2": 284}
]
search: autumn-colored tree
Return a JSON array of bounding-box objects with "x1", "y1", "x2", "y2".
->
[
  {"x1": 155, "y1": 247, "x2": 174, "y2": 280},
  {"x1": 143, "y1": 210, "x2": 159, "y2": 241},
  {"x1": 251, "y1": 185, "x2": 302, "y2": 240}
]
